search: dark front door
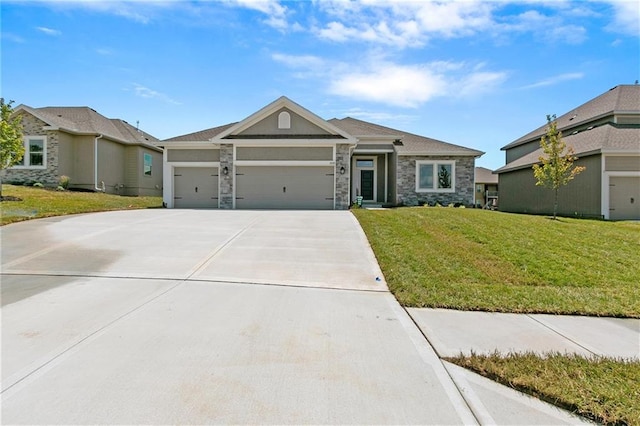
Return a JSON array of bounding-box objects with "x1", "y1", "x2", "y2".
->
[{"x1": 361, "y1": 170, "x2": 374, "y2": 200}]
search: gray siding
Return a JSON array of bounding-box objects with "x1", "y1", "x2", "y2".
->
[
  {"x1": 498, "y1": 155, "x2": 601, "y2": 217},
  {"x1": 376, "y1": 154, "x2": 386, "y2": 203},
  {"x1": 506, "y1": 140, "x2": 540, "y2": 164},
  {"x1": 237, "y1": 108, "x2": 331, "y2": 136},
  {"x1": 236, "y1": 147, "x2": 333, "y2": 161},
  {"x1": 167, "y1": 149, "x2": 220, "y2": 162},
  {"x1": 605, "y1": 156, "x2": 640, "y2": 171}
]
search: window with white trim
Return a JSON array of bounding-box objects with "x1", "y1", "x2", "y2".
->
[
  {"x1": 144, "y1": 153, "x2": 152, "y2": 176},
  {"x1": 14, "y1": 136, "x2": 46, "y2": 168},
  {"x1": 416, "y1": 160, "x2": 455, "y2": 192}
]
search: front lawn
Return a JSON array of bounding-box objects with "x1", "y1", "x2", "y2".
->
[
  {"x1": 352, "y1": 207, "x2": 639, "y2": 317},
  {"x1": 353, "y1": 207, "x2": 640, "y2": 425},
  {"x1": 448, "y1": 352, "x2": 640, "y2": 426},
  {"x1": 1, "y1": 185, "x2": 163, "y2": 225}
]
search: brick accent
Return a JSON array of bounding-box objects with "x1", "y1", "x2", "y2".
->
[
  {"x1": 219, "y1": 143, "x2": 234, "y2": 209},
  {"x1": 396, "y1": 156, "x2": 476, "y2": 206},
  {"x1": 335, "y1": 143, "x2": 351, "y2": 210},
  {"x1": 1, "y1": 113, "x2": 59, "y2": 186}
]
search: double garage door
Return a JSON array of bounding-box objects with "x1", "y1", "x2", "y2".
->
[
  {"x1": 174, "y1": 166, "x2": 334, "y2": 209},
  {"x1": 236, "y1": 166, "x2": 334, "y2": 209}
]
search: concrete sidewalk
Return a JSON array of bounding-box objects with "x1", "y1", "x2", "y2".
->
[{"x1": 408, "y1": 308, "x2": 640, "y2": 359}]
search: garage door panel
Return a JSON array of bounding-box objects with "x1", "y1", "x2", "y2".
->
[
  {"x1": 236, "y1": 166, "x2": 334, "y2": 210},
  {"x1": 174, "y1": 167, "x2": 219, "y2": 208},
  {"x1": 610, "y1": 176, "x2": 640, "y2": 220}
]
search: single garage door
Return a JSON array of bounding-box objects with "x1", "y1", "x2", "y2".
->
[
  {"x1": 236, "y1": 166, "x2": 334, "y2": 209},
  {"x1": 609, "y1": 176, "x2": 640, "y2": 220},
  {"x1": 174, "y1": 167, "x2": 219, "y2": 208}
]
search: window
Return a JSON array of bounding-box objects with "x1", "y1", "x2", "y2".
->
[
  {"x1": 144, "y1": 153, "x2": 152, "y2": 176},
  {"x1": 356, "y1": 159, "x2": 374, "y2": 168},
  {"x1": 277, "y1": 111, "x2": 291, "y2": 129},
  {"x1": 14, "y1": 136, "x2": 46, "y2": 168},
  {"x1": 416, "y1": 160, "x2": 455, "y2": 192}
]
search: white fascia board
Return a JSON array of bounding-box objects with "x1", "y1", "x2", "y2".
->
[
  {"x1": 354, "y1": 135, "x2": 403, "y2": 141},
  {"x1": 226, "y1": 139, "x2": 351, "y2": 146},
  {"x1": 600, "y1": 149, "x2": 640, "y2": 155},
  {"x1": 162, "y1": 141, "x2": 219, "y2": 148},
  {"x1": 397, "y1": 151, "x2": 484, "y2": 157}
]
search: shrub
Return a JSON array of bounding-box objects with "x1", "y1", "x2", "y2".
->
[
  {"x1": 33, "y1": 182, "x2": 44, "y2": 188},
  {"x1": 59, "y1": 175, "x2": 70, "y2": 189}
]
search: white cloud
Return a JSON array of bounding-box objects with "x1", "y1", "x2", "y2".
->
[
  {"x1": 521, "y1": 72, "x2": 584, "y2": 89},
  {"x1": 225, "y1": 0, "x2": 293, "y2": 31},
  {"x1": 131, "y1": 83, "x2": 180, "y2": 105},
  {"x1": 604, "y1": 0, "x2": 640, "y2": 36},
  {"x1": 37, "y1": 26, "x2": 61, "y2": 36}
]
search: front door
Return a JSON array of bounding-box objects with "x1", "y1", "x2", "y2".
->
[{"x1": 361, "y1": 170, "x2": 374, "y2": 200}]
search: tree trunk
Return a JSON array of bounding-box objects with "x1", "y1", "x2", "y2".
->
[{"x1": 553, "y1": 187, "x2": 558, "y2": 220}]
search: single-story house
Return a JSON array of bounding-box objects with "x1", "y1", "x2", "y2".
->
[
  {"x1": 2, "y1": 105, "x2": 163, "y2": 196},
  {"x1": 474, "y1": 167, "x2": 498, "y2": 209},
  {"x1": 496, "y1": 84, "x2": 640, "y2": 220},
  {"x1": 160, "y1": 96, "x2": 483, "y2": 209}
]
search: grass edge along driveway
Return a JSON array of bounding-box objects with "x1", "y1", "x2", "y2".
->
[{"x1": 353, "y1": 207, "x2": 640, "y2": 426}]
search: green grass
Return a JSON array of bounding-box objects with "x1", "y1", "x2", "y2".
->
[
  {"x1": 447, "y1": 352, "x2": 640, "y2": 425},
  {"x1": 1, "y1": 184, "x2": 163, "y2": 225},
  {"x1": 352, "y1": 207, "x2": 640, "y2": 317},
  {"x1": 353, "y1": 206, "x2": 640, "y2": 423}
]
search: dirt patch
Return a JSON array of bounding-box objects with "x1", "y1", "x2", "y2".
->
[{"x1": 1, "y1": 196, "x2": 23, "y2": 202}]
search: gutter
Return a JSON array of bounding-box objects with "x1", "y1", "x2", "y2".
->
[{"x1": 94, "y1": 134, "x2": 105, "y2": 192}]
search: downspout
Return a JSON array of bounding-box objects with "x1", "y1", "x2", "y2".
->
[{"x1": 94, "y1": 134, "x2": 105, "y2": 192}]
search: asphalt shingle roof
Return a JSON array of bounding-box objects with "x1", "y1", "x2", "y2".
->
[
  {"x1": 164, "y1": 123, "x2": 237, "y2": 142},
  {"x1": 502, "y1": 85, "x2": 640, "y2": 150},
  {"x1": 475, "y1": 167, "x2": 498, "y2": 184},
  {"x1": 23, "y1": 106, "x2": 160, "y2": 148},
  {"x1": 163, "y1": 116, "x2": 483, "y2": 157},
  {"x1": 329, "y1": 117, "x2": 483, "y2": 156},
  {"x1": 496, "y1": 123, "x2": 640, "y2": 172}
]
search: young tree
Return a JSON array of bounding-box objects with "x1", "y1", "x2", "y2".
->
[
  {"x1": 0, "y1": 98, "x2": 24, "y2": 198},
  {"x1": 532, "y1": 115, "x2": 586, "y2": 219}
]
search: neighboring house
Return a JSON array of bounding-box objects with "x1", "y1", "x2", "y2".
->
[
  {"x1": 160, "y1": 96, "x2": 483, "y2": 210},
  {"x1": 3, "y1": 105, "x2": 163, "y2": 196},
  {"x1": 496, "y1": 84, "x2": 640, "y2": 220},
  {"x1": 474, "y1": 167, "x2": 499, "y2": 209}
]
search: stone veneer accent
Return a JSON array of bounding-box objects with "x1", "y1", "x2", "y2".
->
[
  {"x1": 219, "y1": 143, "x2": 234, "y2": 209},
  {"x1": 396, "y1": 156, "x2": 475, "y2": 206},
  {"x1": 334, "y1": 144, "x2": 351, "y2": 210},
  {"x1": 1, "y1": 113, "x2": 59, "y2": 186}
]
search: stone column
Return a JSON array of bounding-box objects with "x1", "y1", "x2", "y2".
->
[
  {"x1": 335, "y1": 144, "x2": 351, "y2": 210},
  {"x1": 219, "y1": 143, "x2": 234, "y2": 209}
]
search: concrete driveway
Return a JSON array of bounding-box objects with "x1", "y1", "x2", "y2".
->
[{"x1": 2, "y1": 210, "x2": 476, "y2": 425}]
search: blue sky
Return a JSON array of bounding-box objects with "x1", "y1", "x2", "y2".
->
[{"x1": 2, "y1": 0, "x2": 638, "y2": 170}]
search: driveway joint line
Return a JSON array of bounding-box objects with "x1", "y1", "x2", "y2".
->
[{"x1": 1, "y1": 279, "x2": 186, "y2": 395}]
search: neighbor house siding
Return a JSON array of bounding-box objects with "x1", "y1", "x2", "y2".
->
[
  {"x1": 71, "y1": 135, "x2": 97, "y2": 189},
  {"x1": 498, "y1": 155, "x2": 601, "y2": 217},
  {"x1": 396, "y1": 156, "x2": 475, "y2": 206},
  {"x1": 57, "y1": 132, "x2": 75, "y2": 181},
  {"x1": 167, "y1": 149, "x2": 220, "y2": 162},
  {"x1": 137, "y1": 148, "x2": 163, "y2": 196},
  {"x1": 505, "y1": 141, "x2": 540, "y2": 164},
  {"x1": 98, "y1": 138, "x2": 126, "y2": 194},
  {"x1": 605, "y1": 156, "x2": 640, "y2": 171},
  {"x1": 123, "y1": 146, "x2": 139, "y2": 195}
]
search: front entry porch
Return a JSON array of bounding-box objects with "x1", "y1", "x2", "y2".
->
[{"x1": 351, "y1": 149, "x2": 395, "y2": 206}]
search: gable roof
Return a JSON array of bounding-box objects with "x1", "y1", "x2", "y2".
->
[
  {"x1": 214, "y1": 96, "x2": 355, "y2": 142},
  {"x1": 475, "y1": 167, "x2": 498, "y2": 184},
  {"x1": 163, "y1": 123, "x2": 237, "y2": 143},
  {"x1": 15, "y1": 105, "x2": 161, "y2": 150},
  {"x1": 502, "y1": 84, "x2": 640, "y2": 150},
  {"x1": 330, "y1": 117, "x2": 484, "y2": 157},
  {"x1": 496, "y1": 123, "x2": 640, "y2": 173}
]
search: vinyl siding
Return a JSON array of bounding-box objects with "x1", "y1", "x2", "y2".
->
[
  {"x1": 236, "y1": 147, "x2": 333, "y2": 161},
  {"x1": 498, "y1": 155, "x2": 601, "y2": 217},
  {"x1": 605, "y1": 156, "x2": 640, "y2": 171},
  {"x1": 167, "y1": 149, "x2": 220, "y2": 162}
]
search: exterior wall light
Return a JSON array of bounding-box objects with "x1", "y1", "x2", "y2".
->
[
  {"x1": 223, "y1": 166, "x2": 229, "y2": 175},
  {"x1": 340, "y1": 166, "x2": 346, "y2": 175}
]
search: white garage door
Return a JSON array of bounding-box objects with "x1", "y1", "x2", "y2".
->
[
  {"x1": 174, "y1": 167, "x2": 218, "y2": 208},
  {"x1": 610, "y1": 176, "x2": 640, "y2": 220},
  {"x1": 236, "y1": 166, "x2": 334, "y2": 209}
]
